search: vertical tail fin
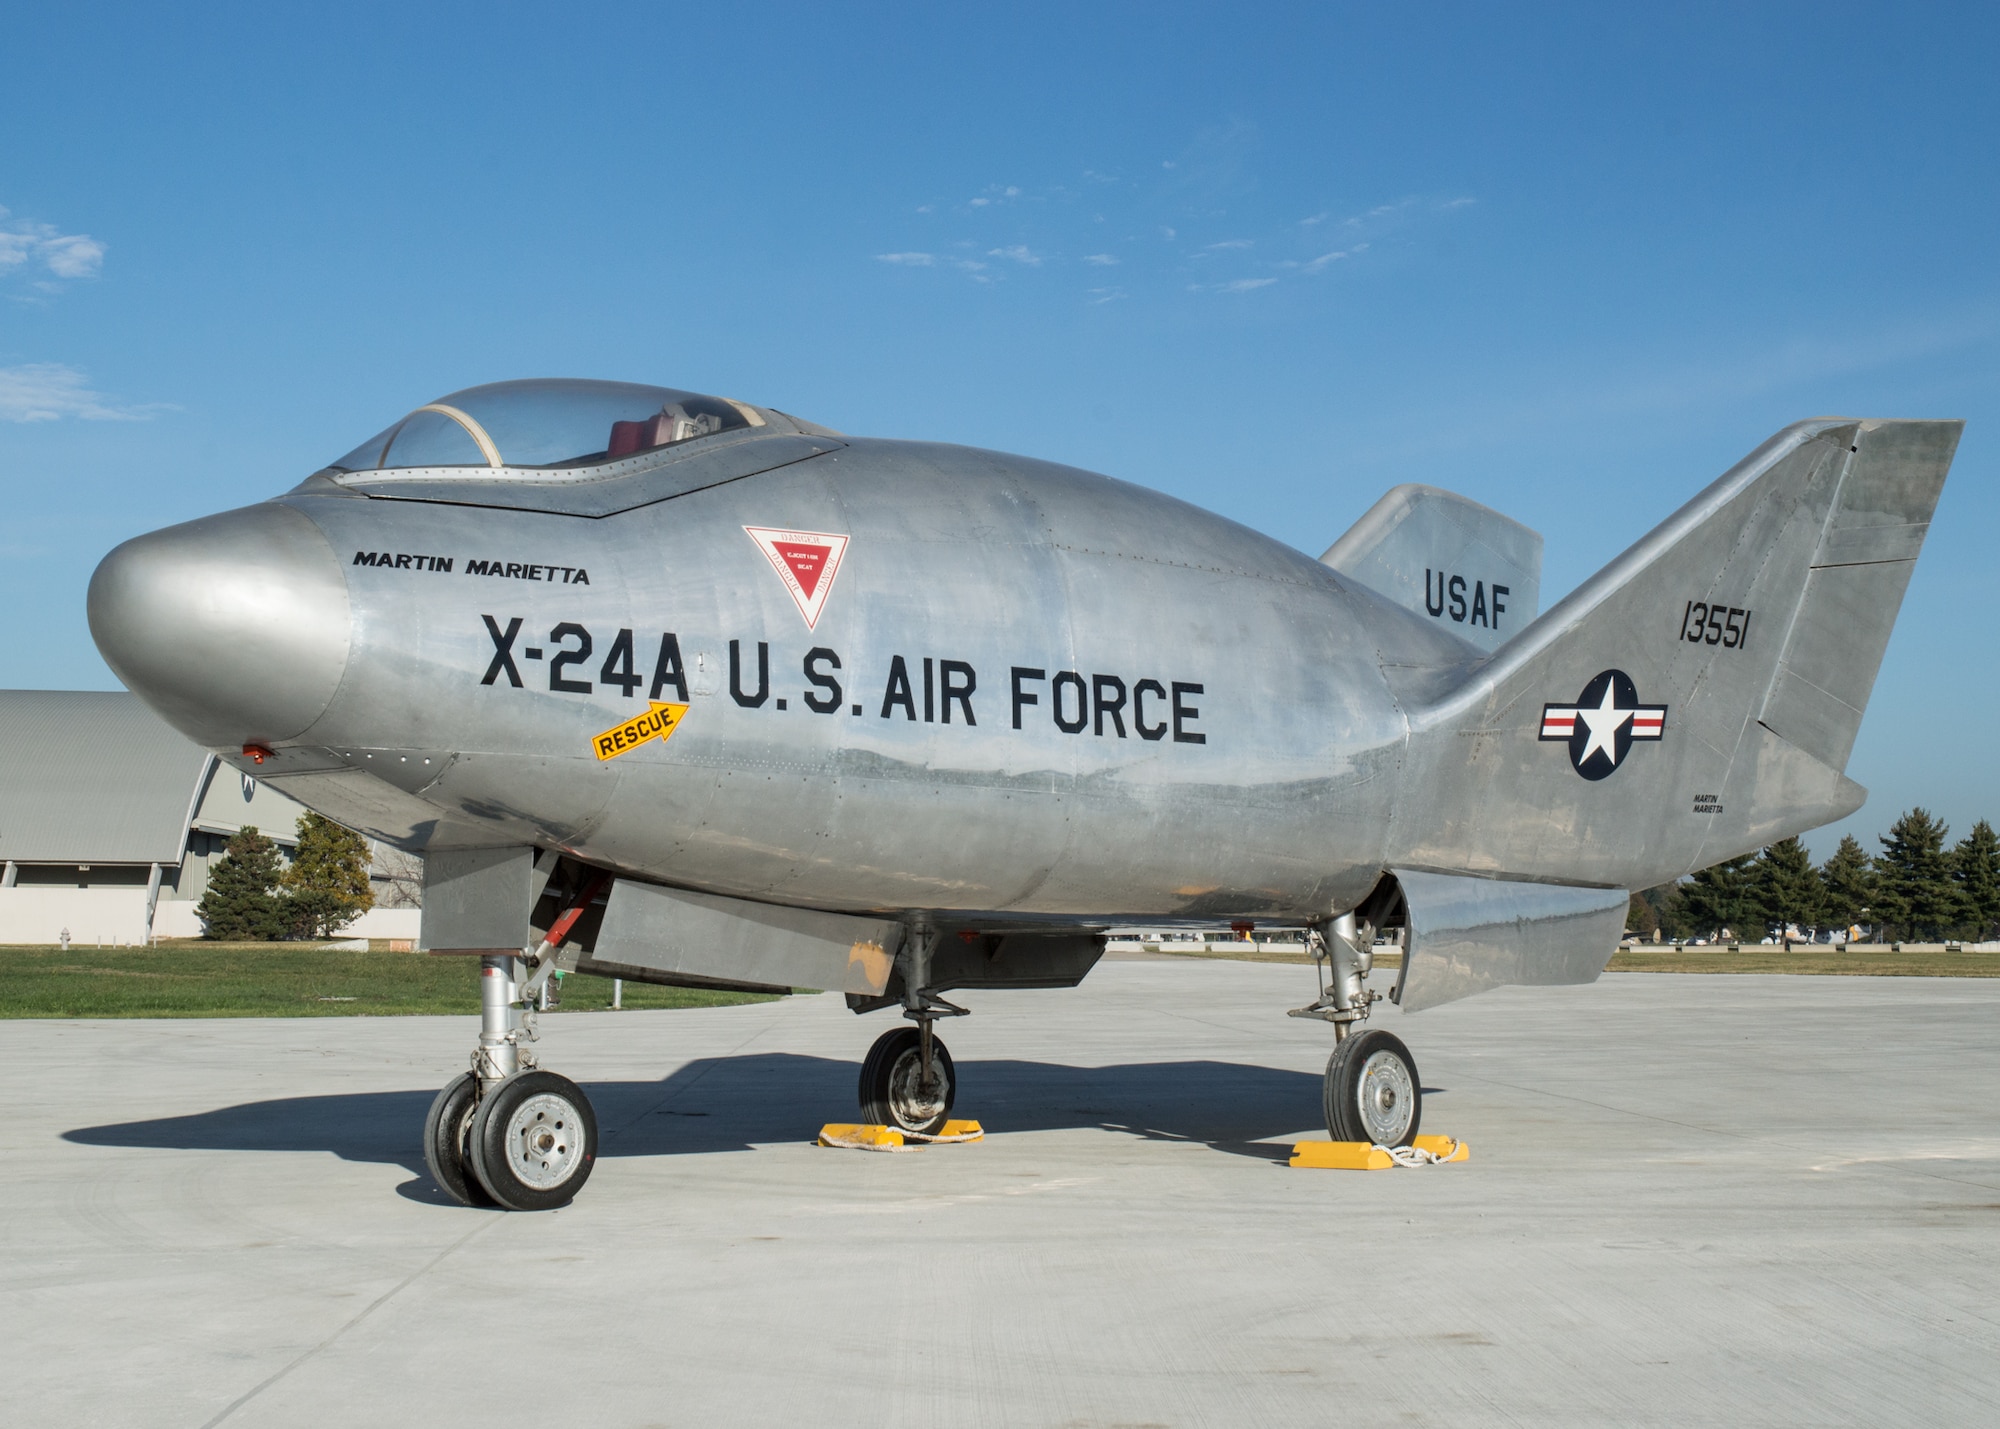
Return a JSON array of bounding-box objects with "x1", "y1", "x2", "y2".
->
[
  {"x1": 1395, "y1": 417, "x2": 1962, "y2": 891},
  {"x1": 1320, "y1": 484, "x2": 1543, "y2": 654}
]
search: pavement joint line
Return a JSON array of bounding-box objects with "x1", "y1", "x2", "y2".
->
[{"x1": 197, "y1": 1216, "x2": 497, "y2": 1429}]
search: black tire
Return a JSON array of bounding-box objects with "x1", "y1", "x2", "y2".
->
[
  {"x1": 467, "y1": 1070, "x2": 598, "y2": 1211},
  {"x1": 858, "y1": 1026, "x2": 955, "y2": 1135},
  {"x1": 1324, "y1": 1029, "x2": 1421, "y2": 1147},
  {"x1": 422, "y1": 1072, "x2": 493, "y2": 1208}
]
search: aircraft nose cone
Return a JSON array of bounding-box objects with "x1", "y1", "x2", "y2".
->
[{"x1": 88, "y1": 503, "x2": 351, "y2": 747}]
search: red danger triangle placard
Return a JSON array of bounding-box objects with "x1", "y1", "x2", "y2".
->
[{"x1": 744, "y1": 526, "x2": 850, "y2": 629}]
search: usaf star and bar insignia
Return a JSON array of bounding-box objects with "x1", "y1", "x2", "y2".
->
[{"x1": 1540, "y1": 668, "x2": 1666, "y2": 780}]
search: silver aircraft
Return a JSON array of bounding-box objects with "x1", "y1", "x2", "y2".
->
[{"x1": 87, "y1": 379, "x2": 1961, "y2": 1209}]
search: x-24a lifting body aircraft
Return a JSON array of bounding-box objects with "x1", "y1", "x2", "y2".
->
[{"x1": 88, "y1": 380, "x2": 1961, "y2": 1209}]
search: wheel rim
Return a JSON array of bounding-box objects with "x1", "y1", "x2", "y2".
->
[
  {"x1": 1354, "y1": 1049, "x2": 1415, "y2": 1145},
  {"x1": 504, "y1": 1092, "x2": 587, "y2": 1191},
  {"x1": 885, "y1": 1047, "x2": 950, "y2": 1129}
]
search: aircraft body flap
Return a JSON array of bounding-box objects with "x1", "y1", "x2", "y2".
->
[
  {"x1": 1320, "y1": 485, "x2": 1543, "y2": 654},
  {"x1": 1390, "y1": 868, "x2": 1629, "y2": 1013}
]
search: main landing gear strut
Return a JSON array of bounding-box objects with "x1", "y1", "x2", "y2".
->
[
  {"x1": 858, "y1": 923, "x2": 969, "y2": 1135},
  {"x1": 1290, "y1": 904, "x2": 1422, "y2": 1147},
  {"x1": 424, "y1": 879, "x2": 605, "y2": 1211}
]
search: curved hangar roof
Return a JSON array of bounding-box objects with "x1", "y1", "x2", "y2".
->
[{"x1": 0, "y1": 691, "x2": 301, "y2": 865}]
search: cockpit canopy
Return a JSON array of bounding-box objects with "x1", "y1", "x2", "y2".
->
[{"x1": 327, "y1": 379, "x2": 764, "y2": 473}]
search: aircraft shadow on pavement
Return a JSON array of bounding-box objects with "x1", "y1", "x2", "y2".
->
[{"x1": 62, "y1": 1054, "x2": 1326, "y2": 1179}]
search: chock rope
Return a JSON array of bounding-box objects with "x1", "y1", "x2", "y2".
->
[{"x1": 1375, "y1": 1138, "x2": 1465, "y2": 1167}]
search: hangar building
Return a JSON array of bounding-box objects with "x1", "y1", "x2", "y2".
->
[{"x1": 0, "y1": 690, "x2": 417, "y2": 944}]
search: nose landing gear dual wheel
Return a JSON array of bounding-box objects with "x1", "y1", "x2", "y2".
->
[
  {"x1": 464, "y1": 1070, "x2": 599, "y2": 1212},
  {"x1": 1324, "y1": 1028, "x2": 1421, "y2": 1147},
  {"x1": 423, "y1": 1072, "x2": 493, "y2": 1208},
  {"x1": 859, "y1": 1025, "x2": 955, "y2": 1135}
]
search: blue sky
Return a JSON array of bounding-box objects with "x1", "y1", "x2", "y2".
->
[{"x1": 4, "y1": 2, "x2": 1995, "y2": 857}]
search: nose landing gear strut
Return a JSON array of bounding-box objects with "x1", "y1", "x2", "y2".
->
[{"x1": 423, "y1": 876, "x2": 606, "y2": 1210}]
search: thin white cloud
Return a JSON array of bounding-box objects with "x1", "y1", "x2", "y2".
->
[
  {"x1": 0, "y1": 207, "x2": 105, "y2": 283},
  {"x1": 876, "y1": 252, "x2": 937, "y2": 266},
  {"x1": 1219, "y1": 277, "x2": 1276, "y2": 293},
  {"x1": 42, "y1": 234, "x2": 106, "y2": 278},
  {"x1": 1086, "y1": 287, "x2": 1127, "y2": 305},
  {"x1": 1082, "y1": 253, "x2": 1119, "y2": 266},
  {"x1": 0, "y1": 363, "x2": 170, "y2": 422},
  {"x1": 1438, "y1": 197, "x2": 1477, "y2": 210},
  {"x1": 1205, "y1": 239, "x2": 1254, "y2": 251},
  {"x1": 1346, "y1": 201, "x2": 1411, "y2": 228},
  {"x1": 987, "y1": 245, "x2": 1042, "y2": 266}
]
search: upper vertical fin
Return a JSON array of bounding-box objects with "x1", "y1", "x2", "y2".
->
[{"x1": 1321, "y1": 484, "x2": 1542, "y2": 654}]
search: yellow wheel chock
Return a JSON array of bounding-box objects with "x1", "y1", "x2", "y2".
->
[
  {"x1": 1289, "y1": 1134, "x2": 1468, "y2": 1169},
  {"x1": 818, "y1": 1120, "x2": 985, "y2": 1151}
]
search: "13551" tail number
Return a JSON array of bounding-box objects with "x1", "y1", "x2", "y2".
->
[{"x1": 1679, "y1": 600, "x2": 1752, "y2": 649}]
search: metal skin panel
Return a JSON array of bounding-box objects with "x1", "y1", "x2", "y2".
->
[
  {"x1": 87, "y1": 408, "x2": 1961, "y2": 1013},
  {"x1": 1391, "y1": 868, "x2": 1630, "y2": 1013},
  {"x1": 580, "y1": 877, "x2": 903, "y2": 995},
  {"x1": 421, "y1": 846, "x2": 536, "y2": 951},
  {"x1": 1319, "y1": 484, "x2": 1543, "y2": 655}
]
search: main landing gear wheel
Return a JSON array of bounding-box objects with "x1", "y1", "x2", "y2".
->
[
  {"x1": 467, "y1": 1070, "x2": 599, "y2": 1212},
  {"x1": 1324, "y1": 1028, "x2": 1421, "y2": 1147},
  {"x1": 423, "y1": 1072, "x2": 494, "y2": 1208},
  {"x1": 859, "y1": 1026, "x2": 955, "y2": 1135}
]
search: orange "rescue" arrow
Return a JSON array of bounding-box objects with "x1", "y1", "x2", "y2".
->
[{"x1": 590, "y1": 701, "x2": 690, "y2": 762}]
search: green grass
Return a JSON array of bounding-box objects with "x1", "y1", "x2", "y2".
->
[
  {"x1": 0, "y1": 943, "x2": 786, "y2": 1019},
  {"x1": 1608, "y1": 943, "x2": 2000, "y2": 977}
]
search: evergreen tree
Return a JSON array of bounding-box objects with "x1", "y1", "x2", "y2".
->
[
  {"x1": 196, "y1": 826, "x2": 288, "y2": 940},
  {"x1": 1624, "y1": 894, "x2": 1651, "y2": 937},
  {"x1": 1873, "y1": 808, "x2": 1963, "y2": 941},
  {"x1": 1952, "y1": 819, "x2": 2000, "y2": 941},
  {"x1": 1629, "y1": 883, "x2": 1690, "y2": 941},
  {"x1": 1753, "y1": 837, "x2": 1824, "y2": 945},
  {"x1": 281, "y1": 813, "x2": 377, "y2": 940},
  {"x1": 1820, "y1": 835, "x2": 1876, "y2": 939},
  {"x1": 1678, "y1": 854, "x2": 1759, "y2": 941}
]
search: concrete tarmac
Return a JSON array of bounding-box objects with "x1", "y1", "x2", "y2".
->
[{"x1": 9, "y1": 962, "x2": 1999, "y2": 1427}]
